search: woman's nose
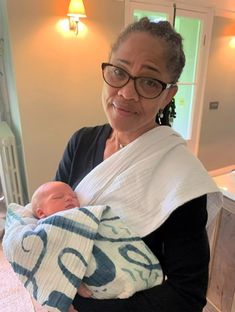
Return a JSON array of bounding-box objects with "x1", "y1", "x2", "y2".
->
[{"x1": 117, "y1": 79, "x2": 139, "y2": 101}]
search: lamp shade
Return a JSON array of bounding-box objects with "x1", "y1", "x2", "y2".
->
[{"x1": 68, "y1": 0, "x2": 86, "y2": 17}]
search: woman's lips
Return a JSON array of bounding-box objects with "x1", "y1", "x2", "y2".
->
[{"x1": 112, "y1": 103, "x2": 135, "y2": 116}]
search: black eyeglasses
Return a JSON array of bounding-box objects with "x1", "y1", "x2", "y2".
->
[{"x1": 101, "y1": 63, "x2": 176, "y2": 99}]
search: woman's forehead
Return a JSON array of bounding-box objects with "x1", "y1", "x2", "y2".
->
[
  {"x1": 111, "y1": 32, "x2": 169, "y2": 77},
  {"x1": 112, "y1": 32, "x2": 166, "y2": 56}
]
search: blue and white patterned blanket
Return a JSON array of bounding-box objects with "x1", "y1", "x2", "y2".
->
[{"x1": 3, "y1": 203, "x2": 163, "y2": 312}]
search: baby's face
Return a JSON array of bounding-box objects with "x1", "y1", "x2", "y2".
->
[{"x1": 41, "y1": 183, "x2": 80, "y2": 216}]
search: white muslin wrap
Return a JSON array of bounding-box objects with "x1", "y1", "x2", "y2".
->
[
  {"x1": 75, "y1": 126, "x2": 223, "y2": 237},
  {"x1": 3, "y1": 203, "x2": 163, "y2": 312}
]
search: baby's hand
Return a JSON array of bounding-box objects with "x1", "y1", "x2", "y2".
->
[{"x1": 77, "y1": 283, "x2": 92, "y2": 298}]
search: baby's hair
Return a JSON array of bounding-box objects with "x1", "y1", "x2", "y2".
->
[
  {"x1": 31, "y1": 184, "x2": 47, "y2": 217},
  {"x1": 31, "y1": 182, "x2": 60, "y2": 217}
]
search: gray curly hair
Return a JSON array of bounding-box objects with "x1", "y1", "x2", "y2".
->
[{"x1": 110, "y1": 17, "x2": 185, "y2": 83}]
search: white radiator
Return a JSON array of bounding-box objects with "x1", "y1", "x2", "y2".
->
[{"x1": 0, "y1": 121, "x2": 23, "y2": 208}]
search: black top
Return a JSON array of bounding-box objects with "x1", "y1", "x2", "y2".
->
[{"x1": 55, "y1": 124, "x2": 209, "y2": 312}]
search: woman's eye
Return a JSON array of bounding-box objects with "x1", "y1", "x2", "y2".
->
[
  {"x1": 143, "y1": 78, "x2": 158, "y2": 88},
  {"x1": 113, "y1": 68, "x2": 126, "y2": 78}
]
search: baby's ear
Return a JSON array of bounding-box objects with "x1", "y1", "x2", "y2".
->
[{"x1": 36, "y1": 208, "x2": 46, "y2": 219}]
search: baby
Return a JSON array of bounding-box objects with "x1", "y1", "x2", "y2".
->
[
  {"x1": 31, "y1": 181, "x2": 92, "y2": 312},
  {"x1": 31, "y1": 181, "x2": 80, "y2": 219}
]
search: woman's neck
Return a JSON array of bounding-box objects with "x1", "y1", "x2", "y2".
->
[{"x1": 103, "y1": 124, "x2": 158, "y2": 159}]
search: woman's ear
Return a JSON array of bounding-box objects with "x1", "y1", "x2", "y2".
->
[{"x1": 161, "y1": 85, "x2": 178, "y2": 110}]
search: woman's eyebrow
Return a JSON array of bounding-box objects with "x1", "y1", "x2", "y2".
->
[
  {"x1": 144, "y1": 64, "x2": 161, "y2": 74},
  {"x1": 115, "y1": 58, "x2": 129, "y2": 65},
  {"x1": 115, "y1": 59, "x2": 161, "y2": 74}
]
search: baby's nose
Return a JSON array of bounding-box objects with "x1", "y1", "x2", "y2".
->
[{"x1": 65, "y1": 195, "x2": 73, "y2": 201}]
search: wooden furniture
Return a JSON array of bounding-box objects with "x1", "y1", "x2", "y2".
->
[{"x1": 204, "y1": 196, "x2": 235, "y2": 312}]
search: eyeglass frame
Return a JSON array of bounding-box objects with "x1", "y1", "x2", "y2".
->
[{"x1": 101, "y1": 62, "x2": 176, "y2": 99}]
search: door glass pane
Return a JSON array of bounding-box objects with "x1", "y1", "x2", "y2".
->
[
  {"x1": 173, "y1": 84, "x2": 195, "y2": 139},
  {"x1": 173, "y1": 16, "x2": 201, "y2": 139},
  {"x1": 133, "y1": 9, "x2": 168, "y2": 22}
]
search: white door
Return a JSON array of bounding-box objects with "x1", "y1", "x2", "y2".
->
[{"x1": 125, "y1": 1, "x2": 213, "y2": 155}]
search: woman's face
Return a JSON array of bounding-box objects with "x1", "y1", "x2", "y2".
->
[{"x1": 102, "y1": 32, "x2": 177, "y2": 135}]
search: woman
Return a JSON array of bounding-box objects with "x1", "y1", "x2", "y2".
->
[{"x1": 55, "y1": 17, "x2": 221, "y2": 312}]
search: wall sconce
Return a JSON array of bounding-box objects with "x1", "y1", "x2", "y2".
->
[
  {"x1": 224, "y1": 23, "x2": 235, "y2": 48},
  {"x1": 67, "y1": 0, "x2": 87, "y2": 36},
  {"x1": 229, "y1": 37, "x2": 235, "y2": 48}
]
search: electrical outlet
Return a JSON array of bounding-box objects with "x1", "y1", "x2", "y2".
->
[{"x1": 209, "y1": 101, "x2": 219, "y2": 110}]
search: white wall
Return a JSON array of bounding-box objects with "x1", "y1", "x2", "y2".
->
[
  {"x1": 5, "y1": 0, "x2": 124, "y2": 198},
  {"x1": 198, "y1": 16, "x2": 235, "y2": 170}
]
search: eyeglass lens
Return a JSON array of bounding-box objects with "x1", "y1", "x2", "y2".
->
[{"x1": 102, "y1": 64, "x2": 165, "y2": 99}]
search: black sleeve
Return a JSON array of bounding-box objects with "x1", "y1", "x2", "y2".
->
[
  {"x1": 54, "y1": 130, "x2": 80, "y2": 186},
  {"x1": 73, "y1": 195, "x2": 209, "y2": 312}
]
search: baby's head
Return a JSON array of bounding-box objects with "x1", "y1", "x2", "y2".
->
[{"x1": 31, "y1": 181, "x2": 80, "y2": 219}]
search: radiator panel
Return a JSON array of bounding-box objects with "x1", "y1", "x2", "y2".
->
[{"x1": 0, "y1": 122, "x2": 23, "y2": 208}]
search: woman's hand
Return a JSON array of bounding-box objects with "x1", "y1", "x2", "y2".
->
[
  {"x1": 68, "y1": 283, "x2": 91, "y2": 311},
  {"x1": 68, "y1": 305, "x2": 78, "y2": 312},
  {"x1": 77, "y1": 283, "x2": 93, "y2": 298}
]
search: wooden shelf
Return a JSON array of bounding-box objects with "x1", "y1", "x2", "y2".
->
[{"x1": 205, "y1": 196, "x2": 235, "y2": 312}]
